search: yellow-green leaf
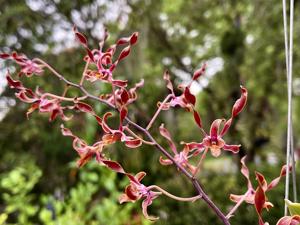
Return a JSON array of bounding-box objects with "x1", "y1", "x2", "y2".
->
[{"x1": 285, "y1": 199, "x2": 300, "y2": 216}]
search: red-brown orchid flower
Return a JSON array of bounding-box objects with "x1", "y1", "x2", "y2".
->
[
  {"x1": 159, "y1": 70, "x2": 199, "y2": 112},
  {"x1": 6, "y1": 73, "x2": 71, "y2": 121},
  {"x1": 158, "y1": 124, "x2": 197, "y2": 173},
  {"x1": 38, "y1": 96, "x2": 73, "y2": 121},
  {"x1": 1, "y1": 52, "x2": 43, "y2": 77},
  {"x1": 99, "y1": 79, "x2": 144, "y2": 107},
  {"x1": 276, "y1": 216, "x2": 300, "y2": 225},
  {"x1": 100, "y1": 111, "x2": 142, "y2": 148},
  {"x1": 120, "y1": 172, "x2": 160, "y2": 221},
  {"x1": 61, "y1": 110, "x2": 142, "y2": 167},
  {"x1": 197, "y1": 118, "x2": 241, "y2": 157},
  {"x1": 229, "y1": 156, "x2": 290, "y2": 225},
  {"x1": 158, "y1": 64, "x2": 206, "y2": 114},
  {"x1": 73, "y1": 27, "x2": 138, "y2": 88},
  {"x1": 61, "y1": 124, "x2": 125, "y2": 171},
  {"x1": 184, "y1": 86, "x2": 247, "y2": 157}
]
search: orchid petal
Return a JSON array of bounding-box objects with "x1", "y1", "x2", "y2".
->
[
  {"x1": 232, "y1": 86, "x2": 248, "y2": 117},
  {"x1": 276, "y1": 216, "x2": 300, "y2": 225},
  {"x1": 112, "y1": 79, "x2": 128, "y2": 87},
  {"x1": 119, "y1": 107, "x2": 127, "y2": 130},
  {"x1": 184, "y1": 87, "x2": 196, "y2": 106},
  {"x1": 102, "y1": 160, "x2": 125, "y2": 174},
  {"x1": 267, "y1": 165, "x2": 291, "y2": 191},
  {"x1": 182, "y1": 142, "x2": 205, "y2": 152},
  {"x1": 254, "y1": 185, "x2": 267, "y2": 225},
  {"x1": 26, "y1": 102, "x2": 40, "y2": 118},
  {"x1": 6, "y1": 72, "x2": 24, "y2": 89},
  {"x1": 75, "y1": 102, "x2": 94, "y2": 113},
  {"x1": 60, "y1": 124, "x2": 74, "y2": 137},
  {"x1": 159, "y1": 157, "x2": 173, "y2": 166},
  {"x1": 192, "y1": 63, "x2": 206, "y2": 81},
  {"x1": 159, "y1": 124, "x2": 177, "y2": 154},
  {"x1": 240, "y1": 156, "x2": 253, "y2": 190},
  {"x1": 255, "y1": 172, "x2": 268, "y2": 191},
  {"x1": 0, "y1": 53, "x2": 10, "y2": 59},
  {"x1": 77, "y1": 151, "x2": 93, "y2": 167},
  {"x1": 130, "y1": 32, "x2": 139, "y2": 45},
  {"x1": 102, "y1": 112, "x2": 113, "y2": 133},
  {"x1": 120, "y1": 89, "x2": 130, "y2": 105},
  {"x1": 118, "y1": 46, "x2": 131, "y2": 62},
  {"x1": 135, "y1": 171, "x2": 146, "y2": 182},
  {"x1": 223, "y1": 144, "x2": 240, "y2": 154},
  {"x1": 219, "y1": 118, "x2": 232, "y2": 137},
  {"x1": 125, "y1": 139, "x2": 142, "y2": 148},
  {"x1": 209, "y1": 119, "x2": 224, "y2": 139},
  {"x1": 142, "y1": 194, "x2": 159, "y2": 221},
  {"x1": 193, "y1": 110, "x2": 202, "y2": 128},
  {"x1": 163, "y1": 70, "x2": 174, "y2": 95}
]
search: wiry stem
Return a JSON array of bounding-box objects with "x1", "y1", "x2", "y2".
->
[
  {"x1": 80, "y1": 59, "x2": 90, "y2": 86},
  {"x1": 226, "y1": 190, "x2": 250, "y2": 219},
  {"x1": 192, "y1": 180, "x2": 230, "y2": 225},
  {"x1": 193, "y1": 147, "x2": 208, "y2": 177},
  {"x1": 40, "y1": 93, "x2": 87, "y2": 102},
  {"x1": 62, "y1": 85, "x2": 70, "y2": 97},
  {"x1": 124, "y1": 126, "x2": 155, "y2": 145},
  {"x1": 147, "y1": 185, "x2": 201, "y2": 202},
  {"x1": 111, "y1": 83, "x2": 118, "y2": 108},
  {"x1": 146, "y1": 94, "x2": 172, "y2": 130},
  {"x1": 36, "y1": 59, "x2": 231, "y2": 225}
]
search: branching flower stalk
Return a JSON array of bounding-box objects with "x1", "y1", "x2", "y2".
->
[{"x1": 1, "y1": 27, "x2": 289, "y2": 225}]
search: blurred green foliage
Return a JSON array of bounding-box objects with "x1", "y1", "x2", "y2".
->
[
  {"x1": 1, "y1": 0, "x2": 300, "y2": 224},
  {"x1": 0, "y1": 159, "x2": 149, "y2": 225}
]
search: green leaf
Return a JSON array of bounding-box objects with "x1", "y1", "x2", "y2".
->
[{"x1": 285, "y1": 199, "x2": 300, "y2": 216}]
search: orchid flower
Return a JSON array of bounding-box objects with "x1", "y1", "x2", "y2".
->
[
  {"x1": 1, "y1": 52, "x2": 43, "y2": 77},
  {"x1": 158, "y1": 124, "x2": 197, "y2": 173},
  {"x1": 61, "y1": 124, "x2": 124, "y2": 168},
  {"x1": 99, "y1": 79, "x2": 144, "y2": 107},
  {"x1": 159, "y1": 70, "x2": 198, "y2": 112},
  {"x1": 73, "y1": 27, "x2": 138, "y2": 87},
  {"x1": 100, "y1": 111, "x2": 143, "y2": 148},
  {"x1": 229, "y1": 156, "x2": 290, "y2": 225},
  {"x1": 120, "y1": 172, "x2": 160, "y2": 221},
  {"x1": 6, "y1": 73, "x2": 71, "y2": 121},
  {"x1": 183, "y1": 86, "x2": 247, "y2": 158}
]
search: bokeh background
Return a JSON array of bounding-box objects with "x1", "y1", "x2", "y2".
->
[{"x1": 1, "y1": 0, "x2": 300, "y2": 224}]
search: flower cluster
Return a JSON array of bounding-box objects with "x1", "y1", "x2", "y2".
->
[
  {"x1": 1, "y1": 26, "x2": 290, "y2": 225},
  {"x1": 158, "y1": 70, "x2": 247, "y2": 174},
  {"x1": 73, "y1": 26, "x2": 137, "y2": 88}
]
